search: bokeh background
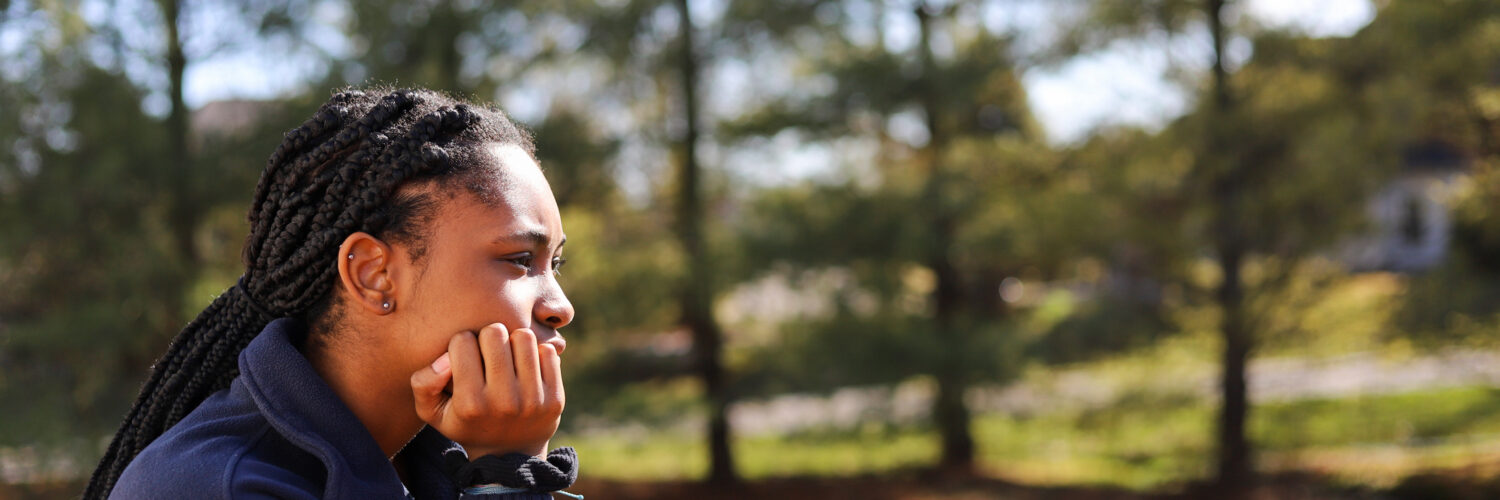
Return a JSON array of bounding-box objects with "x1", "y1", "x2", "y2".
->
[{"x1": 6, "y1": 0, "x2": 1500, "y2": 498}]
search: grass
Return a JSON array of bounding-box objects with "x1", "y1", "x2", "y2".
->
[
  {"x1": 555, "y1": 273, "x2": 1496, "y2": 490},
  {"x1": 559, "y1": 386, "x2": 1500, "y2": 491},
  {"x1": 555, "y1": 422, "x2": 940, "y2": 481}
]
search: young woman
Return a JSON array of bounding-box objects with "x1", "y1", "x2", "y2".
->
[{"x1": 86, "y1": 88, "x2": 581, "y2": 499}]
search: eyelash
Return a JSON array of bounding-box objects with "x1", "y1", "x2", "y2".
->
[{"x1": 504, "y1": 255, "x2": 567, "y2": 275}]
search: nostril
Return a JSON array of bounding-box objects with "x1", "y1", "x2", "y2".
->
[{"x1": 546, "y1": 315, "x2": 562, "y2": 325}]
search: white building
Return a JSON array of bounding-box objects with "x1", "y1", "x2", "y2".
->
[{"x1": 1341, "y1": 143, "x2": 1468, "y2": 272}]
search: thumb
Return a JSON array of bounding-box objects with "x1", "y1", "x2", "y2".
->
[{"x1": 411, "y1": 352, "x2": 453, "y2": 423}]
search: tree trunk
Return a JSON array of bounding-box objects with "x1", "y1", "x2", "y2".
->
[
  {"x1": 916, "y1": 3, "x2": 974, "y2": 473},
  {"x1": 1216, "y1": 244, "x2": 1251, "y2": 490},
  {"x1": 160, "y1": 0, "x2": 197, "y2": 329},
  {"x1": 431, "y1": 0, "x2": 462, "y2": 93},
  {"x1": 673, "y1": 0, "x2": 737, "y2": 485},
  {"x1": 1206, "y1": 0, "x2": 1252, "y2": 491},
  {"x1": 163, "y1": 0, "x2": 190, "y2": 259}
]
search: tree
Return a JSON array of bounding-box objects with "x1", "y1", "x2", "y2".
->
[
  {"x1": 724, "y1": 0, "x2": 1054, "y2": 473},
  {"x1": 0, "y1": 3, "x2": 179, "y2": 449},
  {"x1": 0, "y1": 0, "x2": 336, "y2": 459},
  {"x1": 671, "y1": 0, "x2": 738, "y2": 483},
  {"x1": 522, "y1": 0, "x2": 745, "y2": 482},
  {"x1": 1371, "y1": 0, "x2": 1500, "y2": 345},
  {"x1": 1055, "y1": 0, "x2": 1401, "y2": 489}
]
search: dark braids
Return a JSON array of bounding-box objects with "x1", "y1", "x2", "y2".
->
[{"x1": 85, "y1": 87, "x2": 534, "y2": 499}]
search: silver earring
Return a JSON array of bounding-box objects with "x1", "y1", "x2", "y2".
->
[
  {"x1": 348, "y1": 253, "x2": 355, "y2": 259},
  {"x1": 382, "y1": 301, "x2": 391, "y2": 310}
]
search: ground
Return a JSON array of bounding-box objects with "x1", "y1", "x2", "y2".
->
[{"x1": 0, "y1": 473, "x2": 1397, "y2": 500}]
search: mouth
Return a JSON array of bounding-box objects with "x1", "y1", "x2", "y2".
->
[{"x1": 534, "y1": 328, "x2": 566, "y2": 356}]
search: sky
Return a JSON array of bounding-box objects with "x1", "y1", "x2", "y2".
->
[
  {"x1": 178, "y1": 0, "x2": 1378, "y2": 146},
  {"x1": 1022, "y1": 0, "x2": 1376, "y2": 143}
]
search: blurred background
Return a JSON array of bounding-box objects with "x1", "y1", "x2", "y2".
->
[{"x1": 6, "y1": 0, "x2": 1500, "y2": 498}]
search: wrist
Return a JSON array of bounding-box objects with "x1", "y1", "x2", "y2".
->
[{"x1": 444, "y1": 446, "x2": 580, "y2": 493}]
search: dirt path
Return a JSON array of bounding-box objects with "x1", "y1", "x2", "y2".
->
[{"x1": 725, "y1": 350, "x2": 1500, "y2": 436}]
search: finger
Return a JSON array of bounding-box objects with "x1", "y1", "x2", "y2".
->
[
  {"x1": 477, "y1": 323, "x2": 516, "y2": 388},
  {"x1": 448, "y1": 332, "x2": 486, "y2": 409},
  {"x1": 510, "y1": 328, "x2": 543, "y2": 408},
  {"x1": 539, "y1": 343, "x2": 565, "y2": 413},
  {"x1": 411, "y1": 352, "x2": 454, "y2": 424}
]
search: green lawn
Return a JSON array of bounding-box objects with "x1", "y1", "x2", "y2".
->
[
  {"x1": 556, "y1": 274, "x2": 1500, "y2": 490},
  {"x1": 558, "y1": 386, "x2": 1500, "y2": 490}
]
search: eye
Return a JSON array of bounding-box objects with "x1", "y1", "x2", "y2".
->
[
  {"x1": 502, "y1": 254, "x2": 535, "y2": 271},
  {"x1": 551, "y1": 256, "x2": 567, "y2": 276}
]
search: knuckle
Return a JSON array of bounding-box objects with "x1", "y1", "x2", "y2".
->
[
  {"x1": 481, "y1": 324, "x2": 509, "y2": 343},
  {"x1": 517, "y1": 399, "x2": 537, "y2": 414},
  {"x1": 494, "y1": 404, "x2": 521, "y2": 419},
  {"x1": 452, "y1": 400, "x2": 483, "y2": 420}
]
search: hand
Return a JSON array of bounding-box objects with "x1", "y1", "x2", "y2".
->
[{"x1": 411, "y1": 323, "x2": 564, "y2": 458}]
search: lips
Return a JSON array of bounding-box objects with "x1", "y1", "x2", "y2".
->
[
  {"x1": 545, "y1": 337, "x2": 566, "y2": 355},
  {"x1": 533, "y1": 328, "x2": 566, "y2": 355}
]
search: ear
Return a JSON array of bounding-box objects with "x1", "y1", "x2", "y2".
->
[{"x1": 337, "y1": 232, "x2": 398, "y2": 315}]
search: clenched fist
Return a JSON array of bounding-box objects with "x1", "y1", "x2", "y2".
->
[{"x1": 410, "y1": 323, "x2": 564, "y2": 458}]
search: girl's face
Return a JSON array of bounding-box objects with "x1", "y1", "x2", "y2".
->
[{"x1": 391, "y1": 143, "x2": 573, "y2": 372}]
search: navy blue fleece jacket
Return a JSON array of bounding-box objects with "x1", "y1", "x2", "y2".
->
[{"x1": 109, "y1": 318, "x2": 559, "y2": 499}]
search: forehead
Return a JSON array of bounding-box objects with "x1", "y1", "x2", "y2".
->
[
  {"x1": 431, "y1": 143, "x2": 562, "y2": 243},
  {"x1": 482, "y1": 144, "x2": 548, "y2": 213}
]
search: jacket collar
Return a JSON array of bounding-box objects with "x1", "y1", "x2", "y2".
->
[{"x1": 238, "y1": 318, "x2": 436, "y2": 498}]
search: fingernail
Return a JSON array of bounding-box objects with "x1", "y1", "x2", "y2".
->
[{"x1": 431, "y1": 353, "x2": 451, "y2": 374}]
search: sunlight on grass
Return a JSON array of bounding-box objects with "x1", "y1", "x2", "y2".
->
[
  {"x1": 737, "y1": 426, "x2": 939, "y2": 477},
  {"x1": 558, "y1": 274, "x2": 1492, "y2": 489},
  {"x1": 556, "y1": 424, "x2": 938, "y2": 480},
  {"x1": 976, "y1": 396, "x2": 1214, "y2": 490},
  {"x1": 552, "y1": 431, "x2": 708, "y2": 480},
  {"x1": 1275, "y1": 273, "x2": 1405, "y2": 358},
  {"x1": 564, "y1": 386, "x2": 1500, "y2": 491}
]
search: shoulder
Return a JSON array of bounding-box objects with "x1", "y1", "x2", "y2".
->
[{"x1": 109, "y1": 389, "x2": 327, "y2": 499}]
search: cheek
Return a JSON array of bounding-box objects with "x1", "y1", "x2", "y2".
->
[
  {"x1": 491, "y1": 283, "x2": 535, "y2": 324},
  {"x1": 442, "y1": 269, "x2": 540, "y2": 330},
  {"x1": 405, "y1": 271, "x2": 534, "y2": 364}
]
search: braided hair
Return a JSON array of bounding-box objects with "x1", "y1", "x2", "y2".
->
[{"x1": 84, "y1": 88, "x2": 534, "y2": 499}]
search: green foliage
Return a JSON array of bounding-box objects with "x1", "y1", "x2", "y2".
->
[
  {"x1": 9, "y1": 0, "x2": 1500, "y2": 490},
  {"x1": 1375, "y1": 0, "x2": 1500, "y2": 348},
  {"x1": 1030, "y1": 296, "x2": 1170, "y2": 365},
  {"x1": 0, "y1": 62, "x2": 173, "y2": 444},
  {"x1": 1051, "y1": 0, "x2": 1204, "y2": 58},
  {"x1": 533, "y1": 108, "x2": 623, "y2": 209},
  {"x1": 735, "y1": 308, "x2": 1026, "y2": 396},
  {"x1": 1452, "y1": 160, "x2": 1500, "y2": 274}
]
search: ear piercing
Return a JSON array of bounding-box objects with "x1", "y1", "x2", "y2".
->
[
  {"x1": 348, "y1": 253, "x2": 355, "y2": 259},
  {"x1": 382, "y1": 301, "x2": 391, "y2": 310}
]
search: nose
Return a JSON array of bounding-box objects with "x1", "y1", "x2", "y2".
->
[{"x1": 536, "y1": 275, "x2": 575, "y2": 332}]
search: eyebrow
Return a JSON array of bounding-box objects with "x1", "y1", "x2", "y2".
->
[{"x1": 495, "y1": 230, "x2": 566, "y2": 249}]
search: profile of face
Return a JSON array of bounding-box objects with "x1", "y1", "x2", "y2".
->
[{"x1": 373, "y1": 142, "x2": 574, "y2": 376}]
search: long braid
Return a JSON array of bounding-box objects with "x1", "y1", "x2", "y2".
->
[{"x1": 85, "y1": 88, "x2": 533, "y2": 499}]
